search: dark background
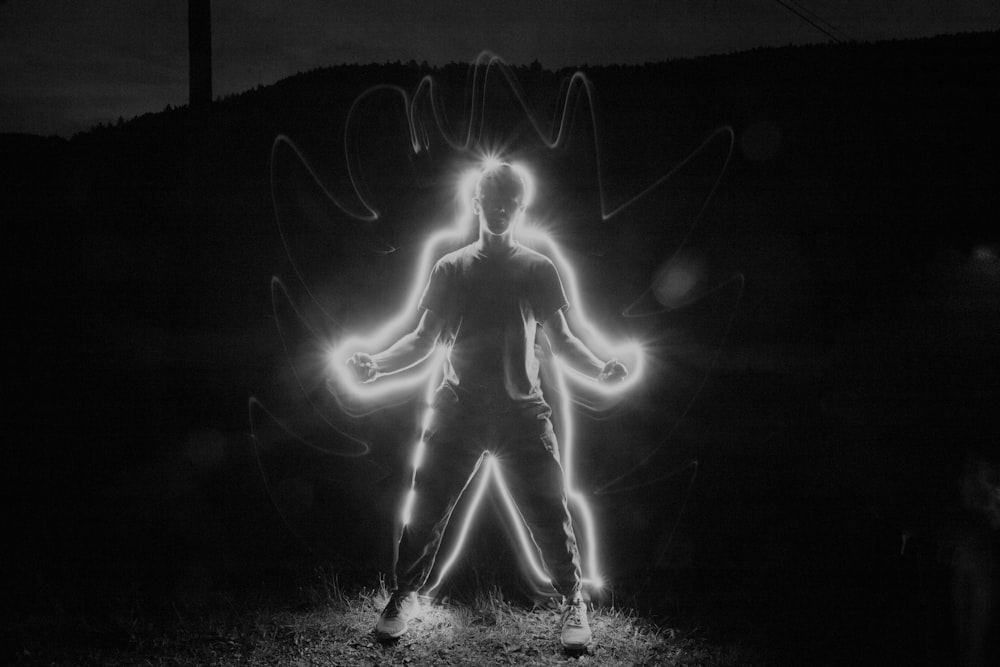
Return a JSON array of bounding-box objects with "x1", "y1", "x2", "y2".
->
[{"x1": 4, "y1": 33, "x2": 999, "y2": 665}]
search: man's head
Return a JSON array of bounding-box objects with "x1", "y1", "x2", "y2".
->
[{"x1": 472, "y1": 163, "x2": 527, "y2": 237}]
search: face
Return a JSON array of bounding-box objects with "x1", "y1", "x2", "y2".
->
[{"x1": 474, "y1": 177, "x2": 525, "y2": 236}]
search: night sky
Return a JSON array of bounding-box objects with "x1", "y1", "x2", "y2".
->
[{"x1": 1, "y1": 0, "x2": 998, "y2": 137}]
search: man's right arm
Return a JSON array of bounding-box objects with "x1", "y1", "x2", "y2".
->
[{"x1": 346, "y1": 309, "x2": 445, "y2": 383}]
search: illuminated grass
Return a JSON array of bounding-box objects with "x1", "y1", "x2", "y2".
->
[{"x1": 7, "y1": 573, "x2": 761, "y2": 666}]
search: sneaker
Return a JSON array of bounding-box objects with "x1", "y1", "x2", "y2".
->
[
  {"x1": 375, "y1": 590, "x2": 420, "y2": 639},
  {"x1": 560, "y1": 596, "x2": 592, "y2": 649}
]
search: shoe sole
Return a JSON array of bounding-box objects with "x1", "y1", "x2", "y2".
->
[
  {"x1": 376, "y1": 623, "x2": 408, "y2": 639},
  {"x1": 560, "y1": 636, "x2": 592, "y2": 650},
  {"x1": 375, "y1": 617, "x2": 411, "y2": 639},
  {"x1": 561, "y1": 642, "x2": 592, "y2": 651},
  {"x1": 376, "y1": 629, "x2": 407, "y2": 639}
]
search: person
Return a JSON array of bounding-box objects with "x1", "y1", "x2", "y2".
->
[{"x1": 346, "y1": 162, "x2": 628, "y2": 649}]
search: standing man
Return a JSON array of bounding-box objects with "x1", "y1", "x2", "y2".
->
[{"x1": 346, "y1": 162, "x2": 628, "y2": 649}]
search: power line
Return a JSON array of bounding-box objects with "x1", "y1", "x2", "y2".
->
[
  {"x1": 784, "y1": 0, "x2": 853, "y2": 41},
  {"x1": 771, "y1": 0, "x2": 849, "y2": 44}
]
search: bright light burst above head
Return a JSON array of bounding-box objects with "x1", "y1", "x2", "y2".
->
[
  {"x1": 465, "y1": 154, "x2": 536, "y2": 210},
  {"x1": 480, "y1": 154, "x2": 504, "y2": 172}
]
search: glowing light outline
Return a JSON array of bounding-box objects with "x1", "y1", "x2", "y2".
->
[{"x1": 328, "y1": 160, "x2": 642, "y2": 595}]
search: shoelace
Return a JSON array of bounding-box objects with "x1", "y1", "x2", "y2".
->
[{"x1": 562, "y1": 601, "x2": 584, "y2": 627}]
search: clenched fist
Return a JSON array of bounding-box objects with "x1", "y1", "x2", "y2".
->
[{"x1": 346, "y1": 352, "x2": 379, "y2": 383}]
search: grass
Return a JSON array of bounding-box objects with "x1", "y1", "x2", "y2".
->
[{"x1": 6, "y1": 570, "x2": 763, "y2": 666}]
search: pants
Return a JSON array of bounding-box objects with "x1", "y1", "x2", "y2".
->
[{"x1": 393, "y1": 383, "x2": 582, "y2": 597}]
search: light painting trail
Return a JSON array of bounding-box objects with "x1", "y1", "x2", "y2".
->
[
  {"x1": 328, "y1": 160, "x2": 643, "y2": 595},
  {"x1": 258, "y1": 52, "x2": 740, "y2": 600},
  {"x1": 330, "y1": 51, "x2": 733, "y2": 224}
]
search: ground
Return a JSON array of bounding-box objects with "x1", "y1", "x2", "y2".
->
[{"x1": 5, "y1": 575, "x2": 760, "y2": 666}]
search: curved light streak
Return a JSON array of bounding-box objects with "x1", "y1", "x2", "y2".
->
[{"x1": 339, "y1": 51, "x2": 730, "y2": 224}]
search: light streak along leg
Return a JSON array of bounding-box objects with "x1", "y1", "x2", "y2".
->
[
  {"x1": 424, "y1": 453, "x2": 493, "y2": 595},
  {"x1": 555, "y1": 363, "x2": 601, "y2": 587},
  {"x1": 490, "y1": 463, "x2": 556, "y2": 586},
  {"x1": 402, "y1": 401, "x2": 435, "y2": 526}
]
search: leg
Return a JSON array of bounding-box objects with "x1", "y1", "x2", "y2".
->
[
  {"x1": 393, "y1": 401, "x2": 484, "y2": 593},
  {"x1": 498, "y1": 410, "x2": 592, "y2": 649},
  {"x1": 499, "y1": 416, "x2": 581, "y2": 598}
]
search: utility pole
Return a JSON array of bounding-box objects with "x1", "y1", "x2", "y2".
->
[{"x1": 188, "y1": 0, "x2": 212, "y2": 110}]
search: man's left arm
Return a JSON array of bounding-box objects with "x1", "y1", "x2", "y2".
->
[{"x1": 542, "y1": 310, "x2": 628, "y2": 383}]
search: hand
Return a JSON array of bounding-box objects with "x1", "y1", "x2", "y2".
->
[
  {"x1": 346, "y1": 352, "x2": 379, "y2": 383},
  {"x1": 598, "y1": 358, "x2": 628, "y2": 384}
]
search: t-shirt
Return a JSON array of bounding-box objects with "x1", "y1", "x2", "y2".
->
[{"x1": 419, "y1": 242, "x2": 569, "y2": 401}]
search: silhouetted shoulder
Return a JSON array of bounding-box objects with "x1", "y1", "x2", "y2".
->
[
  {"x1": 433, "y1": 243, "x2": 480, "y2": 269},
  {"x1": 512, "y1": 243, "x2": 558, "y2": 269}
]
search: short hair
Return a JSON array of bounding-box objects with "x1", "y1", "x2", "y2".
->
[{"x1": 474, "y1": 163, "x2": 527, "y2": 201}]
